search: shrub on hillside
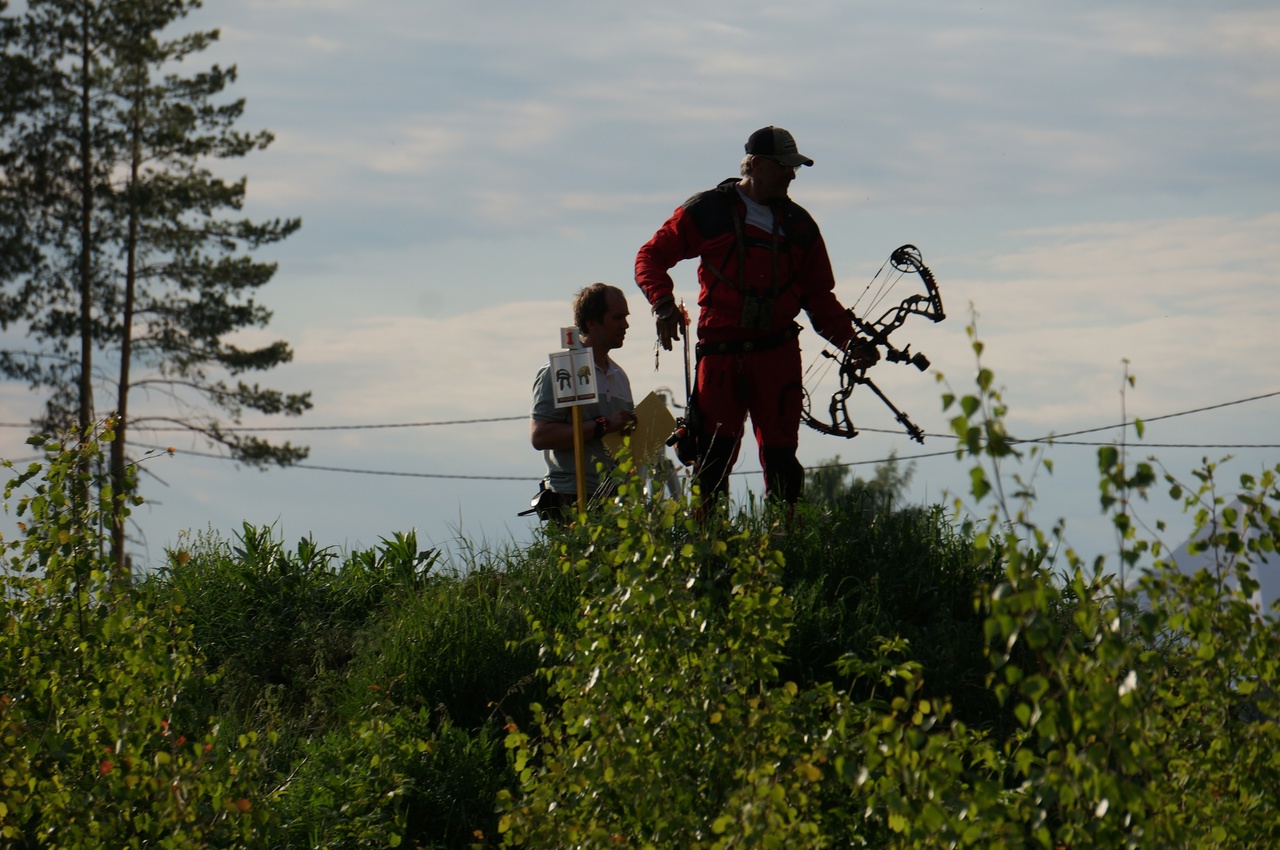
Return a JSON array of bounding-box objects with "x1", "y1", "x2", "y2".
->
[
  {"x1": 154, "y1": 526, "x2": 437, "y2": 744},
  {"x1": 272, "y1": 703, "x2": 504, "y2": 849},
  {"x1": 497, "y1": 324, "x2": 1280, "y2": 848},
  {"x1": 777, "y1": 496, "x2": 1002, "y2": 727},
  {"x1": 0, "y1": 428, "x2": 270, "y2": 846}
]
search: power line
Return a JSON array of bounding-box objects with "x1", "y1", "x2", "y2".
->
[
  {"x1": 808, "y1": 444, "x2": 1280, "y2": 477},
  {"x1": 855, "y1": 389, "x2": 1280, "y2": 446},
  {"x1": 3, "y1": 389, "x2": 1276, "y2": 437},
  {"x1": 769, "y1": 390, "x2": 1280, "y2": 474},
  {"x1": 1028, "y1": 441, "x2": 1280, "y2": 449},
  {"x1": 129, "y1": 441, "x2": 540, "y2": 482},
  {"x1": 1019, "y1": 389, "x2": 1280, "y2": 442},
  {"x1": 8, "y1": 389, "x2": 1278, "y2": 483},
  {"x1": 0, "y1": 415, "x2": 528, "y2": 431},
  {"x1": 294, "y1": 464, "x2": 534, "y2": 481},
  {"x1": 161, "y1": 415, "x2": 530, "y2": 432}
]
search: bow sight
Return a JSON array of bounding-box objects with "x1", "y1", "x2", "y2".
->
[{"x1": 884, "y1": 346, "x2": 929, "y2": 371}]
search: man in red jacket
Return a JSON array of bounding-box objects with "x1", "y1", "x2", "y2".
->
[{"x1": 635, "y1": 126, "x2": 874, "y2": 509}]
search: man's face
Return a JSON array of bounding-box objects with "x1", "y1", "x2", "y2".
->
[
  {"x1": 752, "y1": 155, "x2": 798, "y2": 203},
  {"x1": 587, "y1": 290, "x2": 630, "y2": 353}
]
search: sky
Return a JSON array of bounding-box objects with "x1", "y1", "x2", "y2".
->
[{"x1": 2, "y1": 0, "x2": 1278, "y2": 571}]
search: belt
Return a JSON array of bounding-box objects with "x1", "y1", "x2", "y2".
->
[{"x1": 695, "y1": 323, "x2": 801, "y2": 359}]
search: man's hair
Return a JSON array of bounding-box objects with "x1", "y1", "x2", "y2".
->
[
  {"x1": 740, "y1": 154, "x2": 754, "y2": 177},
  {"x1": 573, "y1": 283, "x2": 621, "y2": 333}
]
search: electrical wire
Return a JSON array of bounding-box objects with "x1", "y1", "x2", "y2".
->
[
  {"x1": 128, "y1": 441, "x2": 541, "y2": 482},
  {"x1": 0, "y1": 415, "x2": 528, "y2": 431},
  {"x1": 5, "y1": 389, "x2": 1278, "y2": 482},
  {"x1": 4, "y1": 389, "x2": 1277, "y2": 437}
]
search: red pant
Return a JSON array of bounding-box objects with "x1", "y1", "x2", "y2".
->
[{"x1": 694, "y1": 339, "x2": 804, "y2": 502}]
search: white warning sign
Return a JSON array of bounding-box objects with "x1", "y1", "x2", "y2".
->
[{"x1": 550, "y1": 348, "x2": 597, "y2": 408}]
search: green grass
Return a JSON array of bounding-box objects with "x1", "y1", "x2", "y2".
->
[{"x1": 776, "y1": 494, "x2": 1004, "y2": 726}]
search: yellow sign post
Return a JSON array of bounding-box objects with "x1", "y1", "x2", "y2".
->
[{"x1": 570, "y1": 406, "x2": 587, "y2": 515}]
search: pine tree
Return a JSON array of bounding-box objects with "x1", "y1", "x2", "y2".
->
[
  {"x1": 0, "y1": 0, "x2": 41, "y2": 287},
  {"x1": 0, "y1": 0, "x2": 308, "y2": 576},
  {"x1": 0, "y1": 0, "x2": 117, "y2": 432}
]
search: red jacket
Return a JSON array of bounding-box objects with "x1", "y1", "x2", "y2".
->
[{"x1": 635, "y1": 178, "x2": 853, "y2": 349}]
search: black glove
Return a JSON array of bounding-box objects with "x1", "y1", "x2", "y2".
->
[{"x1": 845, "y1": 338, "x2": 880, "y2": 369}]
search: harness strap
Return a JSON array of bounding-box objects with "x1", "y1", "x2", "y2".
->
[
  {"x1": 695, "y1": 322, "x2": 802, "y2": 359},
  {"x1": 703, "y1": 188, "x2": 793, "y2": 298}
]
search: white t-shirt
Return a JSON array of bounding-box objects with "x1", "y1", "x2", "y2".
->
[{"x1": 738, "y1": 187, "x2": 784, "y2": 236}]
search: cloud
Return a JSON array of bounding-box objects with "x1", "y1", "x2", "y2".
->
[
  {"x1": 302, "y1": 34, "x2": 343, "y2": 53},
  {"x1": 198, "y1": 0, "x2": 1279, "y2": 265},
  {"x1": 261, "y1": 211, "x2": 1280, "y2": 461},
  {"x1": 367, "y1": 126, "x2": 465, "y2": 175},
  {"x1": 292, "y1": 301, "x2": 569, "y2": 422},
  {"x1": 1086, "y1": 8, "x2": 1280, "y2": 59},
  {"x1": 932, "y1": 214, "x2": 1280, "y2": 424}
]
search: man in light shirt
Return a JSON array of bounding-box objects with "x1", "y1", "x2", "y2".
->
[{"x1": 529, "y1": 283, "x2": 636, "y2": 519}]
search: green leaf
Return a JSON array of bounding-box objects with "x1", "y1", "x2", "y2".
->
[{"x1": 970, "y1": 467, "x2": 991, "y2": 501}]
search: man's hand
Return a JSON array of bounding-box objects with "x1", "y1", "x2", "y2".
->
[
  {"x1": 607, "y1": 409, "x2": 637, "y2": 435},
  {"x1": 653, "y1": 297, "x2": 683, "y2": 351},
  {"x1": 656, "y1": 314, "x2": 682, "y2": 351},
  {"x1": 845, "y1": 338, "x2": 880, "y2": 369}
]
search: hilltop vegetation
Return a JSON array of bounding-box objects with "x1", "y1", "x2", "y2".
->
[{"x1": 2, "y1": 345, "x2": 1279, "y2": 847}]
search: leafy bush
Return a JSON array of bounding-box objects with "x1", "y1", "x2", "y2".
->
[
  {"x1": 5, "y1": 320, "x2": 1277, "y2": 848},
  {"x1": 497, "y1": 319, "x2": 1280, "y2": 848},
  {"x1": 0, "y1": 427, "x2": 269, "y2": 846},
  {"x1": 932, "y1": 319, "x2": 1280, "y2": 846},
  {"x1": 777, "y1": 496, "x2": 1000, "y2": 726},
  {"x1": 496, "y1": 465, "x2": 996, "y2": 847},
  {"x1": 273, "y1": 703, "x2": 504, "y2": 849},
  {"x1": 154, "y1": 526, "x2": 437, "y2": 751},
  {"x1": 338, "y1": 562, "x2": 541, "y2": 731},
  {"x1": 499, "y1": 473, "x2": 851, "y2": 846}
]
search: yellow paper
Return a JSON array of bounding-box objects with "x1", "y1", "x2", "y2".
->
[{"x1": 603, "y1": 391, "x2": 676, "y2": 466}]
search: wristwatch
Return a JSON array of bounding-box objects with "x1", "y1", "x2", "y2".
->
[{"x1": 593, "y1": 415, "x2": 609, "y2": 441}]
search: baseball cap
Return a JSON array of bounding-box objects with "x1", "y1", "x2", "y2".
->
[{"x1": 744, "y1": 126, "x2": 814, "y2": 167}]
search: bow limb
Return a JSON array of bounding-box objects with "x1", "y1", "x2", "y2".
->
[
  {"x1": 801, "y1": 379, "x2": 858, "y2": 439},
  {"x1": 890, "y1": 244, "x2": 944, "y2": 322},
  {"x1": 851, "y1": 244, "x2": 945, "y2": 346}
]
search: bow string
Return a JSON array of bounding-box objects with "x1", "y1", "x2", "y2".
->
[{"x1": 801, "y1": 244, "x2": 945, "y2": 443}]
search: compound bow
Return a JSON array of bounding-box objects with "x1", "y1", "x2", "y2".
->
[{"x1": 801, "y1": 244, "x2": 945, "y2": 443}]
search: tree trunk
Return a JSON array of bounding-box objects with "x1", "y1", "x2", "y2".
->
[
  {"x1": 78, "y1": 1, "x2": 94, "y2": 436},
  {"x1": 111, "y1": 95, "x2": 140, "y2": 585},
  {"x1": 75, "y1": 1, "x2": 96, "y2": 574}
]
